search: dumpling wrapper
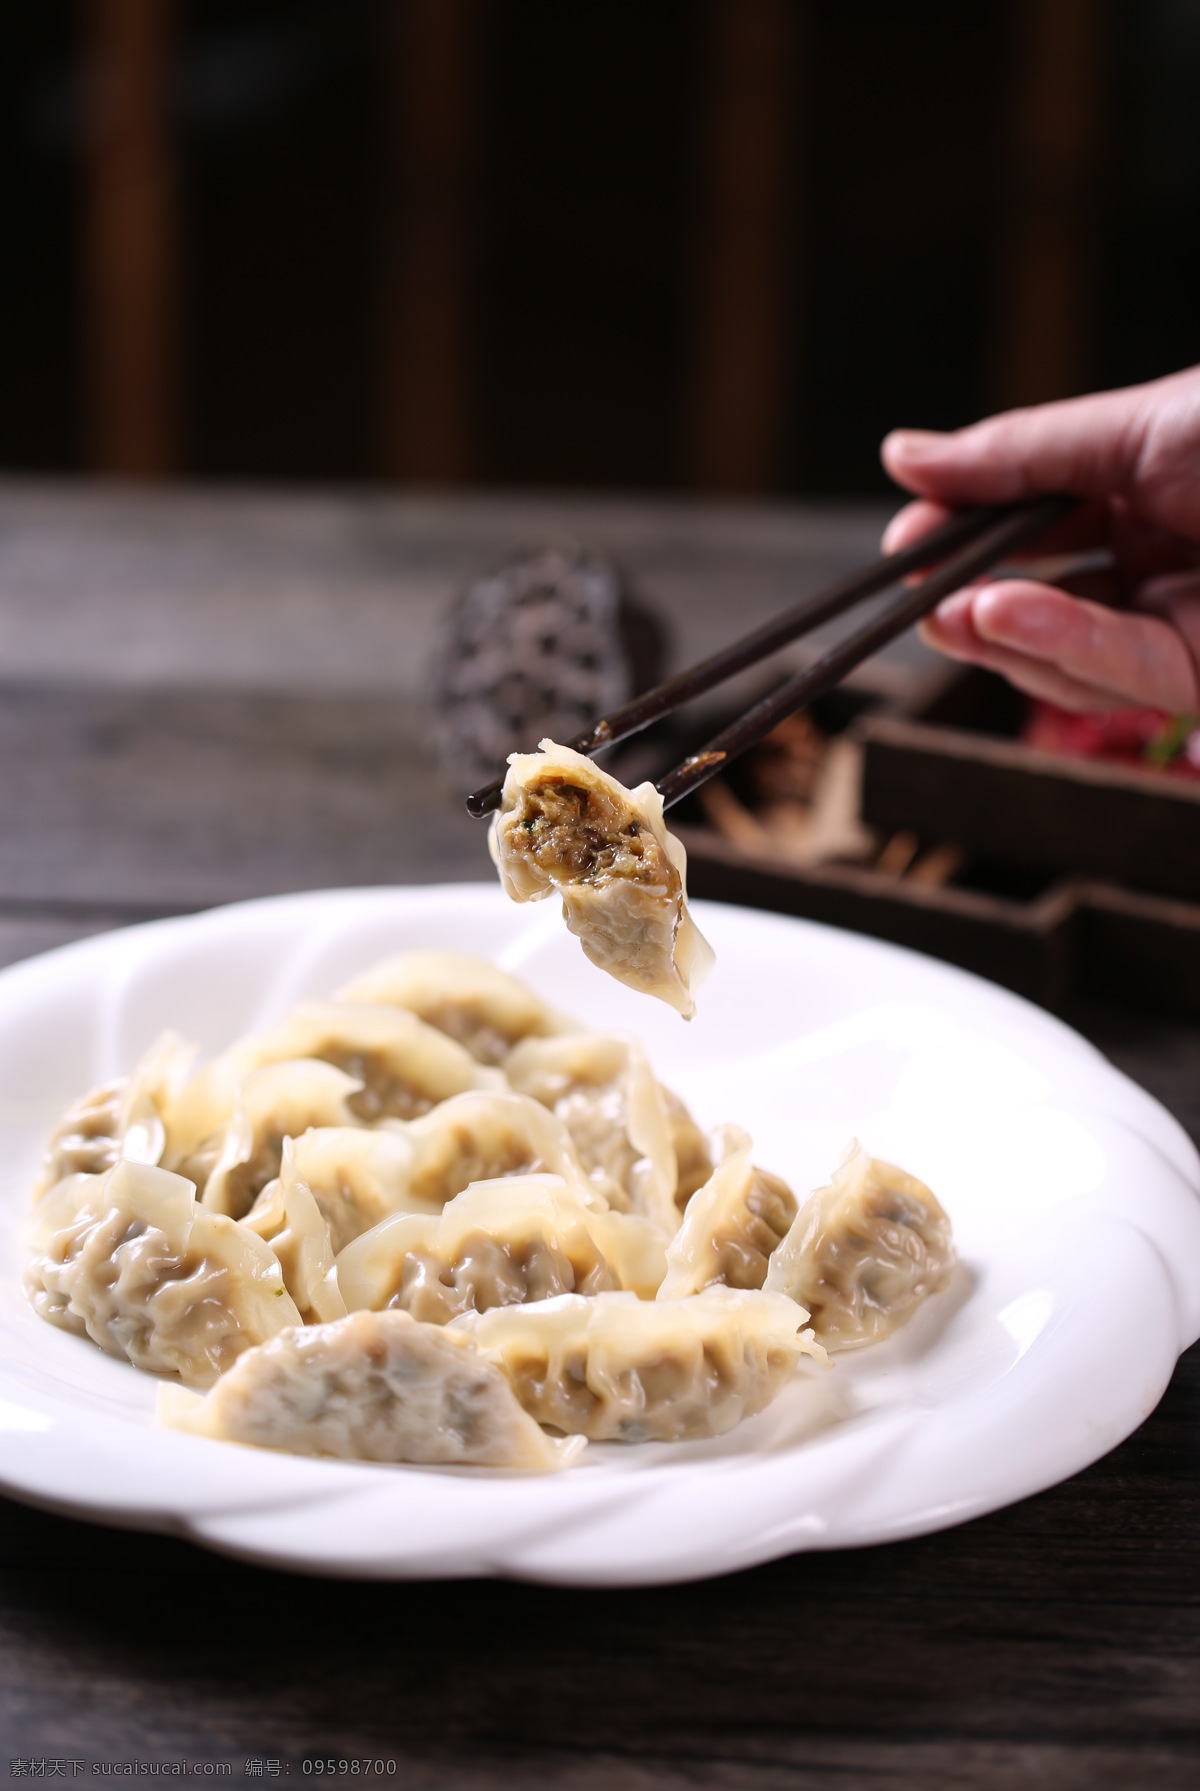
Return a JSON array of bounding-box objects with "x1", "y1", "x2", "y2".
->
[
  {"x1": 453, "y1": 1285, "x2": 825, "y2": 1443},
  {"x1": 763, "y1": 1142, "x2": 955, "y2": 1349},
  {"x1": 158, "y1": 1307, "x2": 583, "y2": 1471},
  {"x1": 488, "y1": 740, "x2": 714, "y2": 1018},
  {"x1": 336, "y1": 1172, "x2": 666, "y2": 1321},
  {"x1": 24, "y1": 1159, "x2": 300, "y2": 1387},
  {"x1": 658, "y1": 1127, "x2": 798, "y2": 1298},
  {"x1": 337, "y1": 949, "x2": 575, "y2": 1065},
  {"x1": 503, "y1": 1031, "x2": 679, "y2": 1231}
]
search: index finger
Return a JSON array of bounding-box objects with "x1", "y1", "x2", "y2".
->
[{"x1": 878, "y1": 366, "x2": 1200, "y2": 546}]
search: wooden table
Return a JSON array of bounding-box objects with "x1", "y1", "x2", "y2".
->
[{"x1": 1, "y1": 485, "x2": 1196, "y2": 1789}]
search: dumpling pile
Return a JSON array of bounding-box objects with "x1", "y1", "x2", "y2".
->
[{"x1": 24, "y1": 951, "x2": 954, "y2": 1471}]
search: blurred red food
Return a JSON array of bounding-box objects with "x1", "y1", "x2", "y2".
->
[{"x1": 1022, "y1": 701, "x2": 1200, "y2": 778}]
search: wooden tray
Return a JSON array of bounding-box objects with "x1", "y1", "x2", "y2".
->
[
  {"x1": 680, "y1": 827, "x2": 1200, "y2": 1018},
  {"x1": 677, "y1": 668, "x2": 1200, "y2": 1017},
  {"x1": 859, "y1": 671, "x2": 1200, "y2": 900}
]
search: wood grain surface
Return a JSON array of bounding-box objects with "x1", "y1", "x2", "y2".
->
[{"x1": 0, "y1": 486, "x2": 1196, "y2": 1789}]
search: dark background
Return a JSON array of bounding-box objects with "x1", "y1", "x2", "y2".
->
[{"x1": 2, "y1": 0, "x2": 1199, "y2": 496}]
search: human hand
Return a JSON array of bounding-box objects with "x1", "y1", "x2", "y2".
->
[{"x1": 881, "y1": 366, "x2": 1200, "y2": 712}]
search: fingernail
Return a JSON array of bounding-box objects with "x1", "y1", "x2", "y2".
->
[{"x1": 883, "y1": 428, "x2": 947, "y2": 462}]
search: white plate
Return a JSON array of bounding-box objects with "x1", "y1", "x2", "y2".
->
[{"x1": 1, "y1": 885, "x2": 1198, "y2": 1585}]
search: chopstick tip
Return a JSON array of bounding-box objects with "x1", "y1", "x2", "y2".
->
[{"x1": 465, "y1": 785, "x2": 501, "y2": 820}]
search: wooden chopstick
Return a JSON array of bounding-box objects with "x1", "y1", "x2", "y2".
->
[
  {"x1": 464, "y1": 502, "x2": 1011, "y2": 819},
  {"x1": 465, "y1": 494, "x2": 1076, "y2": 819},
  {"x1": 654, "y1": 493, "x2": 1077, "y2": 810}
]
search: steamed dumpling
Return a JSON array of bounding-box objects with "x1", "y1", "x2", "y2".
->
[
  {"x1": 252, "y1": 1125, "x2": 442, "y2": 1255},
  {"x1": 503, "y1": 1031, "x2": 679, "y2": 1231},
  {"x1": 384, "y1": 1089, "x2": 604, "y2": 1214},
  {"x1": 454, "y1": 1285, "x2": 824, "y2": 1442},
  {"x1": 24, "y1": 1160, "x2": 300, "y2": 1387},
  {"x1": 241, "y1": 1139, "x2": 348, "y2": 1324},
  {"x1": 764, "y1": 1143, "x2": 954, "y2": 1349},
  {"x1": 201, "y1": 1059, "x2": 364, "y2": 1218},
  {"x1": 158, "y1": 1307, "x2": 582, "y2": 1470},
  {"x1": 251, "y1": 1090, "x2": 603, "y2": 1257},
  {"x1": 658, "y1": 1128, "x2": 798, "y2": 1298},
  {"x1": 337, "y1": 950, "x2": 574, "y2": 1065},
  {"x1": 663, "y1": 1087, "x2": 715, "y2": 1210},
  {"x1": 488, "y1": 740, "x2": 714, "y2": 1017},
  {"x1": 336, "y1": 1173, "x2": 666, "y2": 1321},
  {"x1": 167, "y1": 1001, "x2": 499, "y2": 1164},
  {"x1": 31, "y1": 1031, "x2": 195, "y2": 1201}
]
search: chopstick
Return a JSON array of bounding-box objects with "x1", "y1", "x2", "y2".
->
[
  {"x1": 655, "y1": 493, "x2": 1076, "y2": 810},
  {"x1": 465, "y1": 494, "x2": 1076, "y2": 819}
]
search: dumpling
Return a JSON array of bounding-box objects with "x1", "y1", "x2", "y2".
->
[
  {"x1": 763, "y1": 1143, "x2": 955, "y2": 1349},
  {"x1": 31, "y1": 1031, "x2": 196, "y2": 1201},
  {"x1": 256, "y1": 1125, "x2": 441, "y2": 1255},
  {"x1": 241, "y1": 1140, "x2": 348, "y2": 1324},
  {"x1": 337, "y1": 950, "x2": 574, "y2": 1065},
  {"x1": 657, "y1": 1128, "x2": 797, "y2": 1298},
  {"x1": 158, "y1": 1307, "x2": 582, "y2": 1470},
  {"x1": 391, "y1": 1089, "x2": 603, "y2": 1214},
  {"x1": 337, "y1": 1173, "x2": 666, "y2": 1321},
  {"x1": 201, "y1": 1059, "x2": 364, "y2": 1218},
  {"x1": 167, "y1": 1001, "x2": 498, "y2": 1165},
  {"x1": 259, "y1": 1091, "x2": 600, "y2": 1255},
  {"x1": 24, "y1": 1159, "x2": 301, "y2": 1387},
  {"x1": 454, "y1": 1285, "x2": 825, "y2": 1443},
  {"x1": 488, "y1": 740, "x2": 714, "y2": 1017},
  {"x1": 662, "y1": 1087, "x2": 715, "y2": 1210},
  {"x1": 503, "y1": 1032, "x2": 679, "y2": 1231}
]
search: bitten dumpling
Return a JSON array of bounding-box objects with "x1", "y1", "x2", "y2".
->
[
  {"x1": 158, "y1": 1307, "x2": 582, "y2": 1470},
  {"x1": 337, "y1": 949, "x2": 574, "y2": 1065},
  {"x1": 503, "y1": 1031, "x2": 679, "y2": 1231},
  {"x1": 657, "y1": 1128, "x2": 798, "y2": 1298},
  {"x1": 336, "y1": 1173, "x2": 666, "y2": 1321},
  {"x1": 454, "y1": 1286, "x2": 824, "y2": 1442},
  {"x1": 488, "y1": 740, "x2": 714, "y2": 1017},
  {"x1": 763, "y1": 1143, "x2": 955, "y2": 1349},
  {"x1": 24, "y1": 1160, "x2": 300, "y2": 1387}
]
